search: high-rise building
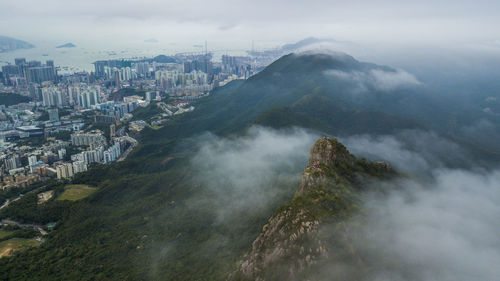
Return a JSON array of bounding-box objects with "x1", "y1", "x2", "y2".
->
[
  {"x1": 14, "y1": 58, "x2": 26, "y2": 66},
  {"x1": 28, "y1": 155, "x2": 37, "y2": 166},
  {"x1": 145, "y1": 91, "x2": 158, "y2": 101},
  {"x1": 72, "y1": 160, "x2": 87, "y2": 174},
  {"x1": 1, "y1": 65, "x2": 20, "y2": 79},
  {"x1": 56, "y1": 163, "x2": 74, "y2": 179},
  {"x1": 58, "y1": 148, "x2": 66, "y2": 160},
  {"x1": 48, "y1": 108, "x2": 59, "y2": 122},
  {"x1": 77, "y1": 88, "x2": 100, "y2": 108},
  {"x1": 26, "y1": 66, "x2": 56, "y2": 84},
  {"x1": 93, "y1": 61, "x2": 107, "y2": 77},
  {"x1": 110, "y1": 124, "x2": 116, "y2": 139},
  {"x1": 71, "y1": 131, "x2": 106, "y2": 147},
  {"x1": 42, "y1": 87, "x2": 66, "y2": 107},
  {"x1": 4, "y1": 154, "x2": 21, "y2": 172}
]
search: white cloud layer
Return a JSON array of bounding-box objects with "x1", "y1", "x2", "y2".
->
[
  {"x1": 328, "y1": 130, "x2": 500, "y2": 281},
  {"x1": 189, "y1": 126, "x2": 318, "y2": 222},
  {"x1": 350, "y1": 167, "x2": 500, "y2": 281},
  {"x1": 325, "y1": 68, "x2": 421, "y2": 92}
]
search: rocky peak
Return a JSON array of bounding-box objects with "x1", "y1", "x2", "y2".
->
[
  {"x1": 228, "y1": 137, "x2": 394, "y2": 281},
  {"x1": 307, "y1": 137, "x2": 354, "y2": 168},
  {"x1": 296, "y1": 137, "x2": 355, "y2": 195}
]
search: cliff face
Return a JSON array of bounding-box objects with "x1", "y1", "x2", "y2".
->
[
  {"x1": 229, "y1": 137, "x2": 393, "y2": 281},
  {"x1": 296, "y1": 137, "x2": 355, "y2": 195}
]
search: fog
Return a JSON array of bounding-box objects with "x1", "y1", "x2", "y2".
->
[
  {"x1": 327, "y1": 130, "x2": 500, "y2": 281},
  {"x1": 189, "y1": 126, "x2": 318, "y2": 223},
  {"x1": 353, "y1": 168, "x2": 500, "y2": 281},
  {"x1": 324, "y1": 68, "x2": 421, "y2": 92},
  {"x1": 340, "y1": 130, "x2": 470, "y2": 174},
  {"x1": 187, "y1": 125, "x2": 500, "y2": 280}
]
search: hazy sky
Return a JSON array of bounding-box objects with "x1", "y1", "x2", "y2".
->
[{"x1": 2, "y1": 0, "x2": 500, "y2": 50}]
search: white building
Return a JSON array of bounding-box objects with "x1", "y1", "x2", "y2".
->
[
  {"x1": 72, "y1": 160, "x2": 87, "y2": 174},
  {"x1": 56, "y1": 163, "x2": 74, "y2": 179}
]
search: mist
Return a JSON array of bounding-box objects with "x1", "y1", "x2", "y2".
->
[
  {"x1": 324, "y1": 68, "x2": 421, "y2": 93},
  {"x1": 318, "y1": 130, "x2": 500, "y2": 281},
  {"x1": 352, "y1": 168, "x2": 500, "y2": 281},
  {"x1": 340, "y1": 130, "x2": 470, "y2": 175},
  {"x1": 188, "y1": 126, "x2": 319, "y2": 223}
]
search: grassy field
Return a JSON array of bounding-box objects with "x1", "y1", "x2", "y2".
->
[
  {"x1": 57, "y1": 184, "x2": 96, "y2": 201},
  {"x1": 0, "y1": 231, "x2": 14, "y2": 240},
  {"x1": 0, "y1": 238, "x2": 40, "y2": 258}
]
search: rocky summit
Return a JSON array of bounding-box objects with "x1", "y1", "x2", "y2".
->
[{"x1": 229, "y1": 137, "x2": 394, "y2": 281}]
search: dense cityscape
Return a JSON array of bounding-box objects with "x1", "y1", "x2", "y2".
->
[{"x1": 0, "y1": 51, "x2": 272, "y2": 190}]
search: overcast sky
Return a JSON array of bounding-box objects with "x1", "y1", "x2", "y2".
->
[{"x1": 2, "y1": 0, "x2": 500, "y2": 50}]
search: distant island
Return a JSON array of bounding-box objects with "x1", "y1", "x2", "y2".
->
[
  {"x1": 0, "y1": 35, "x2": 35, "y2": 53},
  {"x1": 144, "y1": 38, "x2": 158, "y2": 43},
  {"x1": 56, "y1": 43, "x2": 76, "y2": 48},
  {"x1": 153, "y1": 55, "x2": 176, "y2": 63}
]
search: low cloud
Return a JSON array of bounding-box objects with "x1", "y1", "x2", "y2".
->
[
  {"x1": 325, "y1": 68, "x2": 421, "y2": 92},
  {"x1": 189, "y1": 126, "x2": 319, "y2": 223},
  {"x1": 317, "y1": 130, "x2": 500, "y2": 281},
  {"x1": 342, "y1": 167, "x2": 500, "y2": 281},
  {"x1": 340, "y1": 130, "x2": 469, "y2": 175}
]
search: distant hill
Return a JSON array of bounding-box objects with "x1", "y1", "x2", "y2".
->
[
  {"x1": 281, "y1": 37, "x2": 336, "y2": 51},
  {"x1": 152, "y1": 55, "x2": 177, "y2": 63},
  {"x1": 56, "y1": 42, "x2": 76, "y2": 48},
  {"x1": 0, "y1": 36, "x2": 34, "y2": 53},
  {"x1": 248, "y1": 37, "x2": 341, "y2": 58}
]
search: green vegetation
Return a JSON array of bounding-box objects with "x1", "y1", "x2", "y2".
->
[
  {"x1": 0, "y1": 180, "x2": 58, "y2": 206},
  {"x1": 0, "y1": 52, "x2": 499, "y2": 280},
  {"x1": 57, "y1": 185, "x2": 96, "y2": 201},
  {"x1": 46, "y1": 130, "x2": 71, "y2": 141},
  {"x1": 131, "y1": 102, "x2": 163, "y2": 122},
  {"x1": 36, "y1": 108, "x2": 71, "y2": 121},
  {"x1": 0, "y1": 228, "x2": 38, "y2": 243},
  {"x1": 0, "y1": 231, "x2": 13, "y2": 240},
  {"x1": 0, "y1": 238, "x2": 40, "y2": 258},
  {"x1": 0, "y1": 191, "x2": 71, "y2": 224},
  {"x1": 0, "y1": 92, "x2": 31, "y2": 106}
]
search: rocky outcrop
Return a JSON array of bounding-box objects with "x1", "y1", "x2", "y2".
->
[
  {"x1": 296, "y1": 171, "x2": 327, "y2": 195},
  {"x1": 307, "y1": 137, "x2": 355, "y2": 167},
  {"x1": 229, "y1": 137, "x2": 394, "y2": 281},
  {"x1": 231, "y1": 207, "x2": 324, "y2": 281},
  {"x1": 296, "y1": 137, "x2": 354, "y2": 195}
]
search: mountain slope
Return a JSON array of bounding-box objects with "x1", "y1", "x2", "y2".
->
[
  {"x1": 0, "y1": 51, "x2": 498, "y2": 280},
  {"x1": 140, "y1": 52, "x2": 424, "y2": 151}
]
